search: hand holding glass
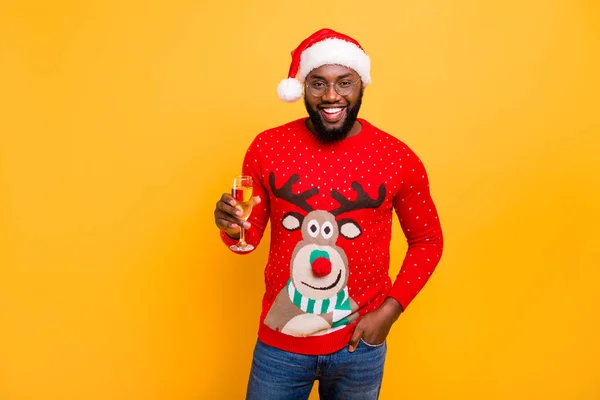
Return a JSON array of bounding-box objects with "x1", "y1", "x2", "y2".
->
[{"x1": 230, "y1": 175, "x2": 254, "y2": 252}]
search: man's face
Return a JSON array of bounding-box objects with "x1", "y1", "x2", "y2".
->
[{"x1": 304, "y1": 64, "x2": 364, "y2": 143}]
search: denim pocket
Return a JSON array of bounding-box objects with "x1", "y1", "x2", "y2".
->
[{"x1": 360, "y1": 337, "x2": 386, "y2": 348}]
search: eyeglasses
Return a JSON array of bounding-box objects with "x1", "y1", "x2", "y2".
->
[{"x1": 305, "y1": 78, "x2": 361, "y2": 97}]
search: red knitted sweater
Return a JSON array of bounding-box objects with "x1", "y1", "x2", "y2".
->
[{"x1": 220, "y1": 118, "x2": 443, "y2": 355}]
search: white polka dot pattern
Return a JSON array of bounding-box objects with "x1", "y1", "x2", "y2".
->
[{"x1": 220, "y1": 117, "x2": 443, "y2": 348}]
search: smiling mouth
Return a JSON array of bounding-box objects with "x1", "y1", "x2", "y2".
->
[
  {"x1": 301, "y1": 270, "x2": 342, "y2": 291},
  {"x1": 319, "y1": 107, "x2": 346, "y2": 123}
]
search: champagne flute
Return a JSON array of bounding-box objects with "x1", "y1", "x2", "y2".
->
[{"x1": 230, "y1": 175, "x2": 254, "y2": 252}]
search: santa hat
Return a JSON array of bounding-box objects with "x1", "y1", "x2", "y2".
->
[{"x1": 277, "y1": 28, "x2": 371, "y2": 102}]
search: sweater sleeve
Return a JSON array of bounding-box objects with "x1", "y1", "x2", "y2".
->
[
  {"x1": 220, "y1": 133, "x2": 271, "y2": 254},
  {"x1": 388, "y1": 147, "x2": 444, "y2": 310}
]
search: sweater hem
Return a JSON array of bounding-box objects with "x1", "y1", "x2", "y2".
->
[
  {"x1": 387, "y1": 286, "x2": 413, "y2": 312},
  {"x1": 257, "y1": 322, "x2": 356, "y2": 355}
]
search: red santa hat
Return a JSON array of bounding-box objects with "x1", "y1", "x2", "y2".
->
[{"x1": 277, "y1": 28, "x2": 372, "y2": 102}]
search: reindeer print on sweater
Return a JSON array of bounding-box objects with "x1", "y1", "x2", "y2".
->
[
  {"x1": 220, "y1": 118, "x2": 444, "y2": 355},
  {"x1": 264, "y1": 172, "x2": 386, "y2": 337}
]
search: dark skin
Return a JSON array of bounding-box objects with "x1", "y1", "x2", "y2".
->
[
  {"x1": 213, "y1": 63, "x2": 403, "y2": 352},
  {"x1": 214, "y1": 194, "x2": 261, "y2": 239},
  {"x1": 347, "y1": 296, "x2": 403, "y2": 352},
  {"x1": 304, "y1": 64, "x2": 363, "y2": 140}
]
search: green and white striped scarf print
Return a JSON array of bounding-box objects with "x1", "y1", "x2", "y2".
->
[{"x1": 286, "y1": 279, "x2": 351, "y2": 328}]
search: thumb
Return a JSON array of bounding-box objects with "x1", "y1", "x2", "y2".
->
[
  {"x1": 348, "y1": 325, "x2": 363, "y2": 353},
  {"x1": 252, "y1": 196, "x2": 261, "y2": 206}
]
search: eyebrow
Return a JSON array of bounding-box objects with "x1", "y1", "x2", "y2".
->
[{"x1": 308, "y1": 73, "x2": 354, "y2": 80}]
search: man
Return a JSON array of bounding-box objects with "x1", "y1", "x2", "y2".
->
[{"x1": 214, "y1": 28, "x2": 443, "y2": 400}]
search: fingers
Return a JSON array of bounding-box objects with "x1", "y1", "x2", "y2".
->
[
  {"x1": 216, "y1": 201, "x2": 245, "y2": 222},
  {"x1": 348, "y1": 324, "x2": 364, "y2": 353},
  {"x1": 215, "y1": 217, "x2": 242, "y2": 232},
  {"x1": 214, "y1": 193, "x2": 251, "y2": 232},
  {"x1": 219, "y1": 193, "x2": 241, "y2": 214}
]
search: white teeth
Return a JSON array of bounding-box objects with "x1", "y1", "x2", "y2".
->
[{"x1": 322, "y1": 108, "x2": 343, "y2": 114}]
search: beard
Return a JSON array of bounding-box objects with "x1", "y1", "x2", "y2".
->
[{"x1": 304, "y1": 87, "x2": 363, "y2": 144}]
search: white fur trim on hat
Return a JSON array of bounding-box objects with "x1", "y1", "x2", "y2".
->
[
  {"x1": 298, "y1": 38, "x2": 371, "y2": 85},
  {"x1": 277, "y1": 78, "x2": 303, "y2": 102}
]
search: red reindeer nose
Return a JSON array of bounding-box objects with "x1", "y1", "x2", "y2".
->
[{"x1": 312, "y1": 257, "x2": 332, "y2": 277}]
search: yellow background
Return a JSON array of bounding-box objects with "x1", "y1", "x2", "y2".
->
[{"x1": 1, "y1": 0, "x2": 599, "y2": 399}]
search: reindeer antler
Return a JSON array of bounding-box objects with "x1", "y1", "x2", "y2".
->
[
  {"x1": 269, "y1": 172, "x2": 318, "y2": 213},
  {"x1": 330, "y1": 182, "x2": 386, "y2": 216}
]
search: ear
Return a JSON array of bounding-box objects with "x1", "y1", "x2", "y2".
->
[
  {"x1": 338, "y1": 219, "x2": 362, "y2": 240},
  {"x1": 282, "y1": 212, "x2": 304, "y2": 231}
]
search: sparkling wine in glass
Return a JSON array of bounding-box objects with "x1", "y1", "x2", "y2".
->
[{"x1": 230, "y1": 175, "x2": 254, "y2": 252}]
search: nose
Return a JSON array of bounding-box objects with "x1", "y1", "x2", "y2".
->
[
  {"x1": 312, "y1": 257, "x2": 332, "y2": 277},
  {"x1": 310, "y1": 249, "x2": 332, "y2": 277},
  {"x1": 323, "y1": 83, "x2": 341, "y2": 102}
]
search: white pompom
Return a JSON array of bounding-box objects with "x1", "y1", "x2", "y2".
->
[{"x1": 277, "y1": 78, "x2": 303, "y2": 102}]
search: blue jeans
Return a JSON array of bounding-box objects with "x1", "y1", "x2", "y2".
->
[{"x1": 246, "y1": 339, "x2": 387, "y2": 400}]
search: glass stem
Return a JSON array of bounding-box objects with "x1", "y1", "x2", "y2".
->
[{"x1": 239, "y1": 226, "x2": 246, "y2": 246}]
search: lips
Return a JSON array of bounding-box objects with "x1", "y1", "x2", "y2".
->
[{"x1": 319, "y1": 107, "x2": 346, "y2": 123}]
